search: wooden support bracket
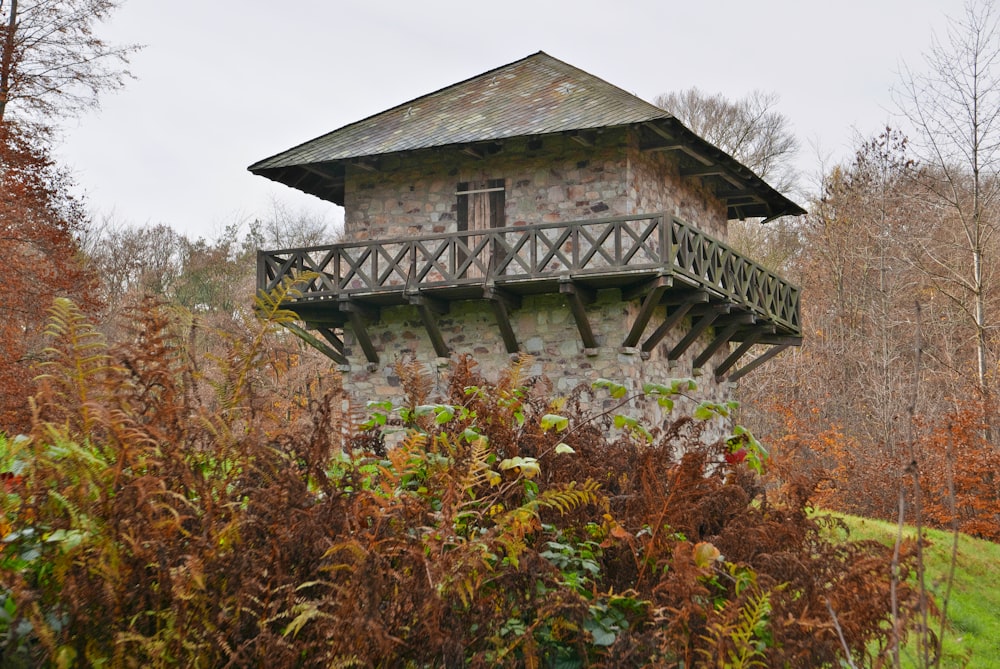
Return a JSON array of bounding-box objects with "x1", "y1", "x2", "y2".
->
[
  {"x1": 560, "y1": 279, "x2": 598, "y2": 349},
  {"x1": 642, "y1": 291, "x2": 708, "y2": 353},
  {"x1": 280, "y1": 322, "x2": 347, "y2": 365},
  {"x1": 693, "y1": 313, "x2": 755, "y2": 369},
  {"x1": 339, "y1": 300, "x2": 380, "y2": 364},
  {"x1": 728, "y1": 342, "x2": 793, "y2": 382},
  {"x1": 714, "y1": 328, "x2": 772, "y2": 380},
  {"x1": 484, "y1": 286, "x2": 521, "y2": 354},
  {"x1": 622, "y1": 275, "x2": 672, "y2": 347},
  {"x1": 408, "y1": 294, "x2": 450, "y2": 358},
  {"x1": 315, "y1": 326, "x2": 346, "y2": 356},
  {"x1": 669, "y1": 304, "x2": 730, "y2": 361},
  {"x1": 715, "y1": 325, "x2": 801, "y2": 381}
]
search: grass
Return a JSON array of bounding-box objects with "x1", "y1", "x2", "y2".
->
[{"x1": 821, "y1": 511, "x2": 1000, "y2": 669}]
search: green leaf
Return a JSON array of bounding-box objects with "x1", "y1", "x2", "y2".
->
[
  {"x1": 585, "y1": 620, "x2": 617, "y2": 646},
  {"x1": 540, "y1": 413, "x2": 570, "y2": 432},
  {"x1": 693, "y1": 403, "x2": 716, "y2": 420},
  {"x1": 499, "y1": 456, "x2": 541, "y2": 479},
  {"x1": 593, "y1": 378, "x2": 628, "y2": 399},
  {"x1": 461, "y1": 427, "x2": 484, "y2": 443},
  {"x1": 554, "y1": 442, "x2": 575, "y2": 455},
  {"x1": 434, "y1": 406, "x2": 456, "y2": 424}
]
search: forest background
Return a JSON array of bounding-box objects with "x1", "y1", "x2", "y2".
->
[{"x1": 2, "y1": 0, "x2": 1000, "y2": 666}]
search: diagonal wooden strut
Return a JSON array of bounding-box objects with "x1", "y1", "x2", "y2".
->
[
  {"x1": 280, "y1": 322, "x2": 347, "y2": 365},
  {"x1": 669, "y1": 304, "x2": 730, "y2": 361},
  {"x1": 622, "y1": 275, "x2": 671, "y2": 347},
  {"x1": 728, "y1": 342, "x2": 793, "y2": 382},
  {"x1": 408, "y1": 293, "x2": 450, "y2": 358},
  {"x1": 693, "y1": 313, "x2": 755, "y2": 369},
  {"x1": 714, "y1": 329, "x2": 768, "y2": 380},
  {"x1": 484, "y1": 286, "x2": 521, "y2": 353},
  {"x1": 339, "y1": 300, "x2": 380, "y2": 364},
  {"x1": 642, "y1": 291, "x2": 709, "y2": 353},
  {"x1": 559, "y1": 279, "x2": 598, "y2": 349}
]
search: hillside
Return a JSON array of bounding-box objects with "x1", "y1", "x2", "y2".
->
[{"x1": 826, "y1": 512, "x2": 1000, "y2": 668}]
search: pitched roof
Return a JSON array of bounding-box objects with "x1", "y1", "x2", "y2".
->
[{"x1": 249, "y1": 52, "x2": 804, "y2": 220}]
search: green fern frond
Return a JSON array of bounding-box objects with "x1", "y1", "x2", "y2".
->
[
  {"x1": 459, "y1": 436, "x2": 493, "y2": 492},
  {"x1": 282, "y1": 601, "x2": 328, "y2": 639},
  {"x1": 533, "y1": 480, "x2": 602, "y2": 514},
  {"x1": 36, "y1": 297, "x2": 118, "y2": 431},
  {"x1": 698, "y1": 586, "x2": 772, "y2": 669},
  {"x1": 495, "y1": 534, "x2": 528, "y2": 568},
  {"x1": 490, "y1": 480, "x2": 602, "y2": 568},
  {"x1": 252, "y1": 273, "x2": 316, "y2": 327}
]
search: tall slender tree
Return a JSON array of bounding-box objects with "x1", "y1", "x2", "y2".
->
[{"x1": 895, "y1": 0, "x2": 1000, "y2": 399}]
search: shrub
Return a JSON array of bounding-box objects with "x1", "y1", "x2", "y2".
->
[{"x1": 0, "y1": 288, "x2": 921, "y2": 667}]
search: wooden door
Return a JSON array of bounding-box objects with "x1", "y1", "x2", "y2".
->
[{"x1": 456, "y1": 179, "x2": 504, "y2": 279}]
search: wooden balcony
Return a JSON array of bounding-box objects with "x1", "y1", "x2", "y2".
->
[{"x1": 257, "y1": 214, "x2": 801, "y2": 380}]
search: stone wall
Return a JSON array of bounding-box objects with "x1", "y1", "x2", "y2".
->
[
  {"x1": 340, "y1": 291, "x2": 734, "y2": 438},
  {"x1": 626, "y1": 136, "x2": 729, "y2": 238},
  {"x1": 342, "y1": 128, "x2": 728, "y2": 243},
  {"x1": 337, "y1": 127, "x2": 736, "y2": 436}
]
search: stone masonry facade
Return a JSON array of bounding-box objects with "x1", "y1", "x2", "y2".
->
[{"x1": 337, "y1": 127, "x2": 736, "y2": 433}]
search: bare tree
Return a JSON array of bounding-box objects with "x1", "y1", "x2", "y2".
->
[
  {"x1": 655, "y1": 88, "x2": 800, "y2": 194},
  {"x1": 895, "y1": 0, "x2": 1000, "y2": 398},
  {"x1": 654, "y1": 87, "x2": 803, "y2": 276},
  {"x1": 83, "y1": 215, "x2": 183, "y2": 305},
  {"x1": 0, "y1": 0, "x2": 139, "y2": 124},
  {"x1": 249, "y1": 198, "x2": 339, "y2": 251}
]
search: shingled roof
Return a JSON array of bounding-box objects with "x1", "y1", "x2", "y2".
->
[{"x1": 249, "y1": 52, "x2": 804, "y2": 220}]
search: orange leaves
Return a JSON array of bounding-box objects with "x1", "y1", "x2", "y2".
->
[
  {"x1": 0, "y1": 123, "x2": 95, "y2": 432},
  {"x1": 692, "y1": 541, "x2": 722, "y2": 569}
]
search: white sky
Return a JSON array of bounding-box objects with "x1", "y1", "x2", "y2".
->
[{"x1": 53, "y1": 0, "x2": 968, "y2": 241}]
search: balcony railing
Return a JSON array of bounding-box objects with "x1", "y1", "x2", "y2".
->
[{"x1": 258, "y1": 213, "x2": 800, "y2": 336}]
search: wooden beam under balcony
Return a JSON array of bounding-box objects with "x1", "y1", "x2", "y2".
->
[
  {"x1": 693, "y1": 312, "x2": 755, "y2": 369},
  {"x1": 622, "y1": 274, "x2": 672, "y2": 347},
  {"x1": 560, "y1": 279, "x2": 598, "y2": 349},
  {"x1": 714, "y1": 328, "x2": 771, "y2": 380},
  {"x1": 340, "y1": 300, "x2": 380, "y2": 364},
  {"x1": 728, "y1": 337, "x2": 800, "y2": 382},
  {"x1": 484, "y1": 286, "x2": 521, "y2": 353},
  {"x1": 642, "y1": 291, "x2": 709, "y2": 353},
  {"x1": 408, "y1": 294, "x2": 450, "y2": 358},
  {"x1": 669, "y1": 304, "x2": 731, "y2": 361},
  {"x1": 280, "y1": 322, "x2": 347, "y2": 365}
]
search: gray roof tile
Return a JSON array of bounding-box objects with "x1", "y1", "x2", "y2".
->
[{"x1": 249, "y1": 52, "x2": 804, "y2": 220}]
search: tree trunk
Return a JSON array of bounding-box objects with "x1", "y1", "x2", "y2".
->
[{"x1": 0, "y1": 0, "x2": 17, "y2": 124}]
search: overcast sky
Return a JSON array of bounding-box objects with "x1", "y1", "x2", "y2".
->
[{"x1": 53, "y1": 0, "x2": 968, "y2": 241}]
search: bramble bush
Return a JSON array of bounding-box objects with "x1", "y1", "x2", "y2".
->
[{"x1": 0, "y1": 284, "x2": 922, "y2": 667}]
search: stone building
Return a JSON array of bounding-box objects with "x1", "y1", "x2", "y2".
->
[{"x1": 250, "y1": 52, "x2": 803, "y2": 426}]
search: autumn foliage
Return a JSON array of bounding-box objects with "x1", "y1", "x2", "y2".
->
[
  {"x1": 0, "y1": 288, "x2": 923, "y2": 667},
  {"x1": 0, "y1": 123, "x2": 95, "y2": 433}
]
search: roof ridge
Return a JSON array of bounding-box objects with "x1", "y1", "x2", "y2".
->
[{"x1": 250, "y1": 51, "x2": 551, "y2": 171}]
